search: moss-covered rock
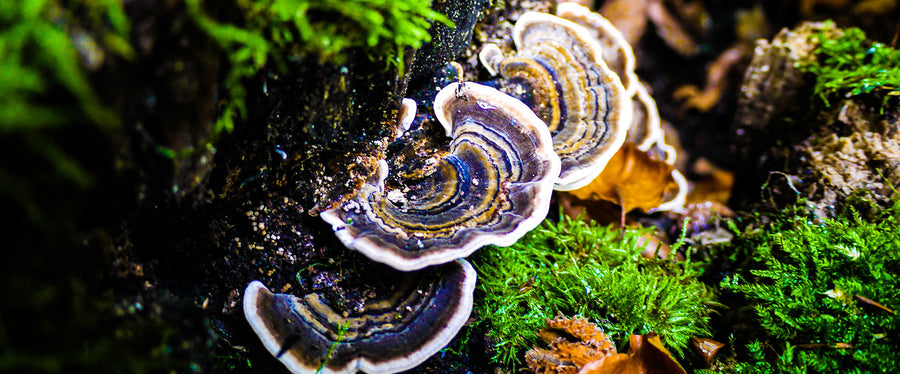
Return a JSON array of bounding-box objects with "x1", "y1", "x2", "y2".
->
[{"x1": 731, "y1": 21, "x2": 900, "y2": 215}]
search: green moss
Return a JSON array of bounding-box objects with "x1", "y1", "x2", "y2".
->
[
  {"x1": 799, "y1": 21, "x2": 900, "y2": 107},
  {"x1": 0, "y1": 0, "x2": 132, "y2": 222},
  {"x1": 0, "y1": 0, "x2": 127, "y2": 130},
  {"x1": 470, "y1": 213, "x2": 716, "y2": 368},
  {"x1": 186, "y1": 0, "x2": 451, "y2": 134},
  {"x1": 722, "y1": 198, "x2": 900, "y2": 372}
]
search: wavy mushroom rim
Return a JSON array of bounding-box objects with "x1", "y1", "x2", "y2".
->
[
  {"x1": 632, "y1": 83, "x2": 666, "y2": 153},
  {"x1": 511, "y1": 11, "x2": 634, "y2": 191},
  {"x1": 322, "y1": 82, "x2": 561, "y2": 272},
  {"x1": 555, "y1": 1, "x2": 640, "y2": 97},
  {"x1": 554, "y1": 3, "x2": 681, "y2": 170},
  {"x1": 630, "y1": 83, "x2": 678, "y2": 165},
  {"x1": 244, "y1": 281, "x2": 291, "y2": 371},
  {"x1": 242, "y1": 259, "x2": 478, "y2": 374},
  {"x1": 512, "y1": 11, "x2": 607, "y2": 69},
  {"x1": 650, "y1": 169, "x2": 688, "y2": 213},
  {"x1": 631, "y1": 82, "x2": 684, "y2": 213}
]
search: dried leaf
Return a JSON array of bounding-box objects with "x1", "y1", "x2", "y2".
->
[
  {"x1": 673, "y1": 44, "x2": 750, "y2": 112},
  {"x1": 527, "y1": 348, "x2": 581, "y2": 374},
  {"x1": 526, "y1": 315, "x2": 617, "y2": 374},
  {"x1": 690, "y1": 337, "x2": 724, "y2": 366},
  {"x1": 686, "y1": 158, "x2": 734, "y2": 205},
  {"x1": 540, "y1": 315, "x2": 614, "y2": 345},
  {"x1": 578, "y1": 333, "x2": 686, "y2": 374},
  {"x1": 599, "y1": 0, "x2": 649, "y2": 45},
  {"x1": 568, "y1": 142, "x2": 676, "y2": 213}
]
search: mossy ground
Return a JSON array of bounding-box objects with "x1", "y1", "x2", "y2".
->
[
  {"x1": 469, "y1": 197, "x2": 900, "y2": 372},
  {"x1": 466, "y1": 25, "x2": 900, "y2": 370},
  {"x1": 713, "y1": 197, "x2": 900, "y2": 373},
  {"x1": 469, "y1": 212, "x2": 716, "y2": 368},
  {"x1": 703, "y1": 15, "x2": 900, "y2": 373}
]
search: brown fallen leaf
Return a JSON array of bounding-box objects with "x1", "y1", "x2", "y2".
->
[
  {"x1": 690, "y1": 337, "x2": 724, "y2": 367},
  {"x1": 672, "y1": 43, "x2": 750, "y2": 113},
  {"x1": 686, "y1": 158, "x2": 735, "y2": 205},
  {"x1": 568, "y1": 142, "x2": 677, "y2": 214},
  {"x1": 578, "y1": 333, "x2": 686, "y2": 374},
  {"x1": 526, "y1": 315, "x2": 617, "y2": 374},
  {"x1": 538, "y1": 314, "x2": 614, "y2": 345}
]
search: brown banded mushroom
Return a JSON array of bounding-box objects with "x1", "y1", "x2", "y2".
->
[
  {"x1": 556, "y1": 3, "x2": 686, "y2": 211},
  {"x1": 243, "y1": 259, "x2": 477, "y2": 374},
  {"x1": 479, "y1": 6, "x2": 687, "y2": 211},
  {"x1": 480, "y1": 10, "x2": 633, "y2": 191},
  {"x1": 556, "y1": 2, "x2": 640, "y2": 97},
  {"x1": 554, "y1": 3, "x2": 672, "y2": 163},
  {"x1": 553, "y1": 3, "x2": 680, "y2": 168},
  {"x1": 321, "y1": 82, "x2": 560, "y2": 271}
]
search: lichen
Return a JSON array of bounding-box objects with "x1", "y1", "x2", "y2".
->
[
  {"x1": 720, "y1": 197, "x2": 900, "y2": 372},
  {"x1": 470, "y1": 212, "x2": 715, "y2": 368}
]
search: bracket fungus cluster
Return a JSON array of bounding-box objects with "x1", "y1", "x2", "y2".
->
[
  {"x1": 479, "y1": 2, "x2": 686, "y2": 209},
  {"x1": 244, "y1": 260, "x2": 476, "y2": 374},
  {"x1": 246, "y1": 80, "x2": 561, "y2": 374},
  {"x1": 244, "y1": 3, "x2": 692, "y2": 374}
]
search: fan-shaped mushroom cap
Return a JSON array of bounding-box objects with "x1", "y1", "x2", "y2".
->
[
  {"x1": 243, "y1": 259, "x2": 477, "y2": 374},
  {"x1": 503, "y1": 11, "x2": 633, "y2": 190},
  {"x1": 321, "y1": 82, "x2": 560, "y2": 271}
]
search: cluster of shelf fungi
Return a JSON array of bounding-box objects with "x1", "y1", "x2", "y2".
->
[{"x1": 243, "y1": 3, "x2": 686, "y2": 373}]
